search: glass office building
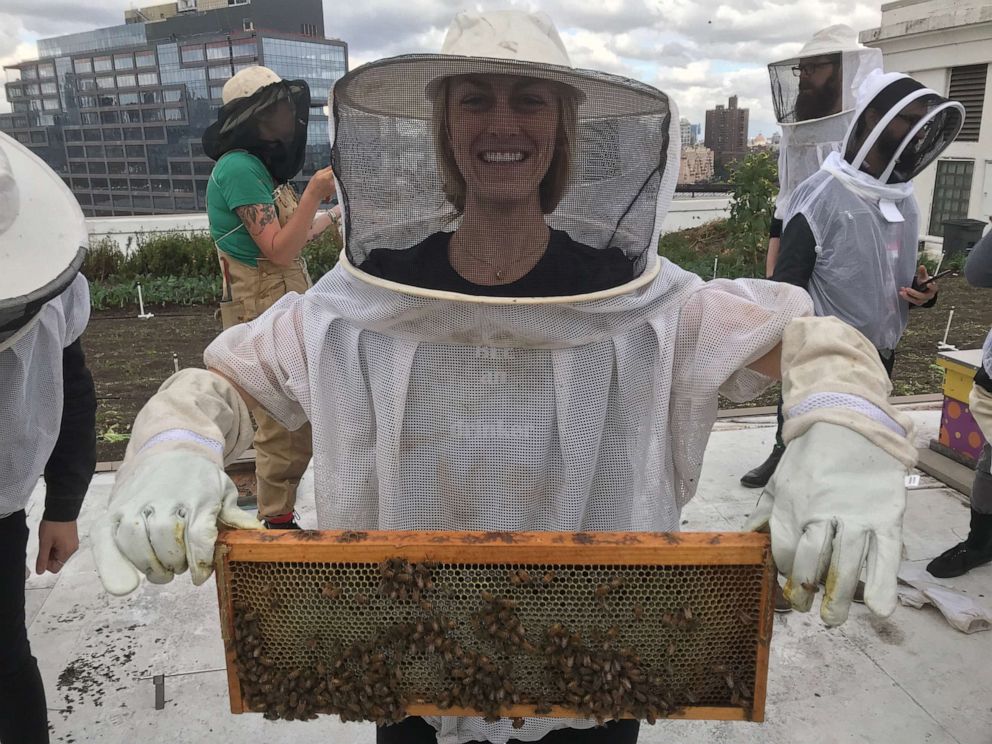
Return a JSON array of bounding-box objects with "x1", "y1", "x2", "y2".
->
[{"x1": 1, "y1": 0, "x2": 347, "y2": 216}]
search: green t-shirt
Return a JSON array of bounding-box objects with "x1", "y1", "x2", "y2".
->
[{"x1": 206, "y1": 150, "x2": 275, "y2": 266}]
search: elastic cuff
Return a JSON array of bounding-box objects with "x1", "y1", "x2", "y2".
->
[
  {"x1": 139, "y1": 428, "x2": 224, "y2": 457},
  {"x1": 786, "y1": 392, "x2": 907, "y2": 437}
]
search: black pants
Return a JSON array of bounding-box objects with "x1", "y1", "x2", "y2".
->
[
  {"x1": 377, "y1": 717, "x2": 639, "y2": 743},
  {"x1": 774, "y1": 347, "x2": 896, "y2": 447},
  {"x1": 0, "y1": 511, "x2": 49, "y2": 744}
]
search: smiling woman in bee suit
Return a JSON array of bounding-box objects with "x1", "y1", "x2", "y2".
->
[
  {"x1": 96, "y1": 11, "x2": 923, "y2": 743},
  {"x1": 0, "y1": 132, "x2": 97, "y2": 744},
  {"x1": 201, "y1": 66, "x2": 338, "y2": 529}
]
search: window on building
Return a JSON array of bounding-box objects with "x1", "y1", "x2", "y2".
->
[
  {"x1": 164, "y1": 107, "x2": 184, "y2": 121},
  {"x1": 231, "y1": 41, "x2": 256, "y2": 59},
  {"x1": 135, "y1": 51, "x2": 156, "y2": 68},
  {"x1": 141, "y1": 90, "x2": 160, "y2": 104},
  {"x1": 103, "y1": 127, "x2": 123, "y2": 141},
  {"x1": 145, "y1": 126, "x2": 166, "y2": 140},
  {"x1": 126, "y1": 144, "x2": 144, "y2": 158},
  {"x1": 42, "y1": 98, "x2": 61, "y2": 111},
  {"x1": 301, "y1": 23, "x2": 317, "y2": 36},
  {"x1": 243, "y1": 19, "x2": 254, "y2": 31},
  {"x1": 7, "y1": 86, "x2": 23, "y2": 98},
  {"x1": 114, "y1": 54, "x2": 134, "y2": 70},
  {"x1": 82, "y1": 128, "x2": 102, "y2": 141},
  {"x1": 105, "y1": 145, "x2": 125, "y2": 158},
  {"x1": 948, "y1": 64, "x2": 987, "y2": 142},
  {"x1": 89, "y1": 163, "x2": 108, "y2": 175},
  {"x1": 71, "y1": 177, "x2": 90, "y2": 189},
  {"x1": 40, "y1": 82, "x2": 57, "y2": 95},
  {"x1": 67, "y1": 145, "x2": 84, "y2": 158},
  {"x1": 93, "y1": 57, "x2": 112, "y2": 73},
  {"x1": 25, "y1": 84, "x2": 40, "y2": 96},
  {"x1": 77, "y1": 95, "x2": 97, "y2": 108},
  {"x1": 208, "y1": 65, "x2": 231, "y2": 81},
  {"x1": 21, "y1": 66, "x2": 38, "y2": 80},
  {"x1": 209, "y1": 85, "x2": 225, "y2": 100},
  {"x1": 85, "y1": 144, "x2": 105, "y2": 158},
  {"x1": 64, "y1": 129, "x2": 82, "y2": 142},
  {"x1": 163, "y1": 89, "x2": 182, "y2": 102},
  {"x1": 81, "y1": 112, "x2": 100, "y2": 125},
  {"x1": 109, "y1": 163, "x2": 127, "y2": 176},
  {"x1": 122, "y1": 109, "x2": 142, "y2": 123},
  {"x1": 96, "y1": 76, "x2": 115, "y2": 90},
  {"x1": 117, "y1": 74, "x2": 137, "y2": 88},
  {"x1": 74, "y1": 58, "x2": 93, "y2": 74},
  {"x1": 142, "y1": 108, "x2": 163, "y2": 122},
  {"x1": 929, "y1": 160, "x2": 974, "y2": 236},
  {"x1": 78, "y1": 78, "x2": 97, "y2": 91},
  {"x1": 171, "y1": 161, "x2": 192, "y2": 175},
  {"x1": 207, "y1": 43, "x2": 229, "y2": 61},
  {"x1": 128, "y1": 162, "x2": 148, "y2": 175},
  {"x1": 90, "y1": 177, "x2": 109, "y2": 190},
  {"x1": 38, "y1": 63, "x2": 55, "y2": 78},
  {"x1": 181, "y1": 46, "x2": 205, "y2": 63},
  {"x1": 100, "y1": 111, "x2": 120, "y2": 124},
  {"x1": 12, "y1": 116, "x2": 29, "y2": 128},
  {"x1": 30, "y1": 131, "x2": 46, "y2": 144},
  {"x1": 119, "y1": 92, "x2": 140, "y2": 105},
  {"x1": 124, "y1": 127, "x2": 143, "y2": 140},
  {"x1": 137, "y1": 72, "x2": 159, "y2": 86}
]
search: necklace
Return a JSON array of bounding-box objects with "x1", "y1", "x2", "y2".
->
[{"x1": 451, "y1": 230, "x2": 550, "y2": 283}]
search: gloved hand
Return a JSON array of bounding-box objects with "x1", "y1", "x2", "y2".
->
[
  {"x1": 92, "y1": 451, "x2": 260, "y2": 595},
  {"x1": 747, "y1": 422, "x2": 906, "y2": 626}
]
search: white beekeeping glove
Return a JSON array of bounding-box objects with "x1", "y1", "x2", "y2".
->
[
  {"x1": 92, "y1": 369, "x2": 261, "y2": 595},
  {"x1": 747, "y1": 317, "x2": 917, "y2": 626}
]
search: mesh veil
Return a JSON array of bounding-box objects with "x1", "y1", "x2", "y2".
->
[
  {"x1": 331, "y1": 56, "x2": 675, "y2": 295},
  {"x1": 202, "y1": 80, "x2": 311, "y2": 183}
]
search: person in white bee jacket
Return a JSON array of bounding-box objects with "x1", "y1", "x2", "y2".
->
[
  {"x1": 0, "y1": 132, "x2": 97, "y2": 744},
  {"x1": 94, "y1": 11, "x2": 924, "y2": 744},
  {"x1": 742, "y1": 25, "x2": 883, "y2": 489}
]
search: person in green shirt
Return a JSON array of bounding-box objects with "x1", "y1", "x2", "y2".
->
[{"x1": 202, "y1": 66, "x2": 337, "y2": 529}]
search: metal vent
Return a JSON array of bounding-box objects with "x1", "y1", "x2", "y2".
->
[{"x1": 949, "y1": 64, "x2": 987, "y2": 143}]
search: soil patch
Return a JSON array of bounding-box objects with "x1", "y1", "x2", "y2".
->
[{"x1": 83, "y1": 277, "x2": 992, "y2": 462}]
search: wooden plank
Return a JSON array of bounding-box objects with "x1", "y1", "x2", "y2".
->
[
  {"x1": 749, "y1": 543, "x2": 775, "y2": 723},
  {"x1": 217, "y1": 530, "x2": 769, "y2": 566},
  {"x1": 214, "y1": 544, "x2": 246, "y2": 714},
  {"x1": 919, "y1": 445, "x2": 975, "y2": 499},
  {"x1": 402, "y1": 703, "x2": 747, "y2": 721}
]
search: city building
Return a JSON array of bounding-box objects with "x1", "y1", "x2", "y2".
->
[
  {"x1": 1, "y1": 0, "x2": 347, "y2": 216},
  {"x1": 704, "y1": 95, "x2": 749, "y2": 173},
  {"x1": 678, "y1": 145, "x2": 715, "y2": 185},
  {"x1": 679, "y1": 117, "x2": 702, "y2": 149},
  {"x1": 861, "y1": 0, "x2": 992, "y2": 239}
]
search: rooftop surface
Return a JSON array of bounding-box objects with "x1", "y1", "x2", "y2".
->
[{"x1": 24, "y1": 405, "x2": 991, "y2": 744}]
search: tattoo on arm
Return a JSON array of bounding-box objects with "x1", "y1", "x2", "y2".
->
[{"x1": 235, "y1": 204, "x2": 278, "y2": 236}]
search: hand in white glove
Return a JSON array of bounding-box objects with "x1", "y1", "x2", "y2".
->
[
  {"x1": 746, "y1": 422, "x2": 907, "y2": 626},
  {"x1": 93, "y1": 451, "x2": 261, "y2": 595}
]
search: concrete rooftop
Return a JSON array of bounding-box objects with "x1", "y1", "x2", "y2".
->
[{"x1": 23, "y1": 404, "x2": 992, "y2": 744}]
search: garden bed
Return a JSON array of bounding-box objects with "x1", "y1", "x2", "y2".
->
[{"x1": 83, "y1": 275, "x2": 991, "y2": 463}]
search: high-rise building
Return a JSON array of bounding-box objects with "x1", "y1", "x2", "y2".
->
[
  {"x1": 704, "y1": 95, "x2": 749, "y2": 173},
  {"x1": 0, "y1": 0, "x2": 347, "y2": 216},
  {"x1": 679, "y1": 117, "x2": 701, "y2": 149}
]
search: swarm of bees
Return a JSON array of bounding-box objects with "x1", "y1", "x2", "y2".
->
[{"x1": 229, "y1": 558, "x2": 759, "y2": 724}]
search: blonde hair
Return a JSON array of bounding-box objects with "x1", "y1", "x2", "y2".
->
[{"x1": 432, "y1": 77, "x2": 580, "y2": 215}]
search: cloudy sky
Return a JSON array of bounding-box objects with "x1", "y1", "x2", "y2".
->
[{"x1": 0, "y1": 0, "x2": 885, "y2": 136}]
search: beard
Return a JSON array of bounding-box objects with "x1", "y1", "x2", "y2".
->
[{"x1": 794, "y1": 74, "x2": 842, "y2": 121}]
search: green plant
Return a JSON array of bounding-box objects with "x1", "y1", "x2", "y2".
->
[
  {"x1": 99, "y1": 424, "x2": 131, "y2": 444},
  {"x1": 304, "y1": 223, "x2": 344, "y2": 279},
  {"x1": 726, "y1": 152, "x2": 778, "y2": 274},
  {"x1": 89, "y1": 276, "x2": 220, "y2": 310}
]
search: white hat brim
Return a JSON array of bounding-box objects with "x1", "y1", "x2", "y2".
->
[
  {"x1": 0, "y1": 133, "x2": 87, "y2": 305},
  {"x1": 334, "y1": 54, "x2": 671, "y2": 121}
]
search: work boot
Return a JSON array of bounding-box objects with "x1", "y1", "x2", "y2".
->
[
  {"x1": 926, "y1": 509, "x2": 992, "y2": 578},
  {"x1": 741, "y1": 444, "x2": 786, "y2": 489},
  {"x1": 263, "y1": 513, "x2": 301, "y2": 530}
]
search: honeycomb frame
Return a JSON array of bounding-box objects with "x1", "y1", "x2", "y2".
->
[{"x1": 215, "y1": 529, "x2": 775, "y2": 723}]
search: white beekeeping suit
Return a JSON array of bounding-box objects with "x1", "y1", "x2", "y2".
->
[
  {"x1": 783, "y1": 70, "x2": 965, "y2": 350},
  {"x1": 94, "y1": 11, "x2": 926, "y2": 744},
  {"x1": 768, "y1": 25, "x2": 882, "y2": 220},
  {"x1": 0, "y1": 132, "x2": 91, "y2": 518}
]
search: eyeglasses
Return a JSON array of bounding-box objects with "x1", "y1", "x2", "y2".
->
[{"x1": 791, "y1": 62, "x2": 836, "y2": 77}]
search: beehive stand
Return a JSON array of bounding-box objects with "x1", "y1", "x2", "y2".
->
[{"x1": 215, "y1": 530, "x2": 775, "y2": 724}]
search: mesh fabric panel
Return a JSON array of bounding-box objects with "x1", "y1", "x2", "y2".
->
[
  {"x1": 0, "y1": 274, "x2": 89, "y2": 514},
  {"x1": 785, "y1": 169, "x2": 918, "y2": 349},
  {"x1": 331, "y1": 57, "x2": 674, "y2": 286}
]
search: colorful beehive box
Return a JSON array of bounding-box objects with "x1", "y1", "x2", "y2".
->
[{"x1": 933, "y1": 349, "x2": 987, "y2": 466}]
